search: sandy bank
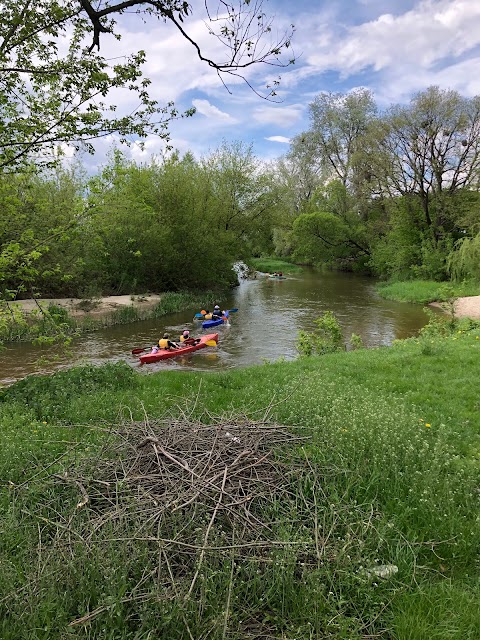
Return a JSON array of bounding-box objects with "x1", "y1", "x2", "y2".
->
[
  {"x1": 430, "y1": 296, "x2": 480, "y2": 320},
  {"x1": 6, "y1": 294, "x2": 162, "y2": 318}
]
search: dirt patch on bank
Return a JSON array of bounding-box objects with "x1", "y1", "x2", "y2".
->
[
  {"x1": 7, "y1": 294, "x2": 162, "y2": 319},
  {"x1": 430, "y1": 296, "x2": 480, "y2": 320}
]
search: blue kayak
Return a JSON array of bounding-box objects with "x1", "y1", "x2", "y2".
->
[{"x1": 202, "y1": 310, "x2": 229, "y2": 329}]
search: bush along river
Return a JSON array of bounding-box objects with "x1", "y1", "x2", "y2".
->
[{"x1": 0, "y1": 269, "x2": 431, "y2": 386}]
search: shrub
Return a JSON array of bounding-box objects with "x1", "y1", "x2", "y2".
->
[{"x1": 297, "y1": 311, "x2": 344, "y2": 356}]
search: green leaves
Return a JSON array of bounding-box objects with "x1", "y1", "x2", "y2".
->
[{"x1": 0, "y1": 1, "x2": 295, "y2": 171}]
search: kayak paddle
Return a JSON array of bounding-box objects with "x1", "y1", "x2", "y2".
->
[{"x1": 132, "y1": 347, "x2": 149, "y2": 354}]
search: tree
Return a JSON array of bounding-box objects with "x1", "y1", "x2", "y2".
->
[
  {"x1": 200, "y1": 140, "x2": 277, "y2": 256},
  {"x1": 83, "y1": 148, "x2": 239, "y2": 293},
  {"x1": 366, "y1": 86, "x2": 480, "y2": 241},
  {"x1": 306, "y1": 89, "x2": 377, "y2": 188},
  {"x1": 0, "y1": 0, "x2": 295, "y2": 171},
  {"x1": 0, "y1": 164, "x2": 86, "y2": 300},
  {"x1": 292, "y1": 209, "x2": 370, "y2": 270}
]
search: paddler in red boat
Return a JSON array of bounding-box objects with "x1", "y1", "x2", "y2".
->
[
  {"x1": 179, "y1": 329, "x2": 200, "y2": 345},
  {"x1": 155, "y1": 333, "x2": 179, "y2": 351}
]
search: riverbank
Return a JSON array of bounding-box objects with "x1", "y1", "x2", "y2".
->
[
  {"x1": 1, "y1": 322, "x2": 479, "y2": 638},
  {"x1": 0, "y1": 291, "x2": 221, "y2": 343},
  {"x1": 431, "y1": 295, "x2": 480, "y2": 319},
  {"x1": 7, "y1": 293, "x2": 163, "y2": 318},
  {"x1": 376, "y1": 278, "x2": 480, "y2": 311},
  {"x1": 10, "y1": 291, "x2": 480, "y2": 321}
]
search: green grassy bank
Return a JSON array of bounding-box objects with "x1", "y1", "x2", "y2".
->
[
  {"x1": 1, "y1": 324, "x2": 479, "y2": 639},
  {"x1": 376, "y1": 279, "x2": 480, "y2": 304},
  {"x1": 248, "y1": 257, "x2": 304, "y2": 275}
]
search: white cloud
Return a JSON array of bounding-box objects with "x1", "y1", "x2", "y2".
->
[
  {"x1": 265, "y1": 136, "x2": 291, "y2": 143},
  {"x1": 303, "y1": 0, "x2": 480, "y2": 76},
  {"x1": 192, "y1": 99, "x2": 237, "y2": 123},
  {"x1": 253, "y1": 104, "x2": 304, "y2": 127}
]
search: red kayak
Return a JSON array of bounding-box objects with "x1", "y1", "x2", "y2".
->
[{"x1": 139, "y1": 333, "x2": 218, "y2": 364}]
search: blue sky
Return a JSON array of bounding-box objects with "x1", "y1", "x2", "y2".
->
[{"x1": 83, "y1": 0, "x2": 480, "y2": 167}]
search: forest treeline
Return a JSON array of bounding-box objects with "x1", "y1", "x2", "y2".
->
[{"x1": 1, "y1": 86, "x2": 480, "y2": 301}]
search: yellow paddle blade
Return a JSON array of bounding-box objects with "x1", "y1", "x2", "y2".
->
[{"x1": 205, "y1": 340, "x2": 217, "y2": 346}]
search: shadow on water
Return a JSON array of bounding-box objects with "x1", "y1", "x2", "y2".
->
[{"x1": 0, "y1": 269, "x2": 431, "y2": 386}]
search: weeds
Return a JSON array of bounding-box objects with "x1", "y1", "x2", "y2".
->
[
  {"x1": 376, "y1": 279, "x2": 480, "y2": 304},
  {"x1": 0, "y1": 290, "x2": 222, "y2": 345}
]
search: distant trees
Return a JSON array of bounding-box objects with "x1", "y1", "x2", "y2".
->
[
  {"x1": 0, "y1": 143, "x2": 280, "y2": 298},
  {"x1": 274, "y1": 86, "x2": 480, "y2": 281},
  {"x1": 307, "y1": 89, "x2": 377, "y2": 189},
  {"x1": 366, "y1": 86, "x2": 480, "y2": 237},
  {"x1": 200, "y1": 141, "x2": 277, "y2": 257}
]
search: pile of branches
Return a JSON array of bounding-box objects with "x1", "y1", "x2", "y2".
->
[{"x1": 55, "y1": 410, "x2": 319, "y2": 632}]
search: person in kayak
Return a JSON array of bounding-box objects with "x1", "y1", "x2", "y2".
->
[
  {"x1": 157, "y1": 333, "x2": 179, "y2": 350},
  {"x1": 180, "y1": 329, "x2": 200, "y2": 345},
  {"x1": 212, "y1": 305, "x2": 222, "y2": 319}
]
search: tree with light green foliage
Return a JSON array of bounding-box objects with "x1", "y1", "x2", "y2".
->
[
  {"x1": 0, "y1": 0, "x2": 294, "y2": 171},
  {"x1": 297, "y1": 310, "x2": 344, "y2": 356},
  {"x1": 448, "y1": 232, "x2": 480, "y2": 282},
  {"x1": 0, "y1": 163, "x2": 86, "y2": 300}
]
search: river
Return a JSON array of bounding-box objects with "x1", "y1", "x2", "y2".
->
[{"x1": 0, "y1": 270, "x2": 430, "y2": 386}]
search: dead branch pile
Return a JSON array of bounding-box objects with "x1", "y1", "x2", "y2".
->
[
  {"x1": 76, "y1": 412, "x2": 311, "y2": 547},
  {"x1": 54, "y1": 411, "x2": 318, "y2": 631}
]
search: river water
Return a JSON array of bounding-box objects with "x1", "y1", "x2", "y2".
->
[{"x1": 0, "y1": 270, "x2": 430, "y2": 386}]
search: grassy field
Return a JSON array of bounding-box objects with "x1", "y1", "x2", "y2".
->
[
  {"x1": 248, "y1": 257, "x2": 304, "y2": 275},
  {"x1": 0, "y1": 319, "x2": 479, "y2": 639},
  {"x1": 376, "y1": 279, "x2": 480, "y2": 304}
]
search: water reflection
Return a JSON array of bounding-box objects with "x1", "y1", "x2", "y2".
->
[{"x1": 0, "y1": 269, "x2": 430, "y2": 385}]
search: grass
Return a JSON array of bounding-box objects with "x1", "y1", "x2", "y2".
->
[
  {"x1": 248, "y1": 257, "x2": 304, "y2": 275},
  {"x1": 0, "y1": 290, "x2": 222, "y2": 344},
  {"x1": 376, "y1": 279, "x2": 480, "y2": 304},
  {"x1": 1, "y1": 318, "x2": 479, "y2": 638}
]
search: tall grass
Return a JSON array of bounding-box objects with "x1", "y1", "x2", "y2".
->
[
  {"x1": 1, "y1": 322, "x2": 479, "y2": 638},
  {"x1": 376, "y1": 279, "x2": 480, "y2": 304}
]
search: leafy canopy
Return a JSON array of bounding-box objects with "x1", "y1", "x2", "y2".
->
[{"x1": 0, "y1": 0, "x2": 295, "y2": 170}]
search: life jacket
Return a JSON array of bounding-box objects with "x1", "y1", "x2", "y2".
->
[
  {"x1": 204, "y1": 313, "x2": 213, "y2": 320},
  {"x1": 180, "y1": 335, "x2": 189, "y2": 343},
  {"x1": 158, "y1": 338, "x2": 169, "y2": 349}
]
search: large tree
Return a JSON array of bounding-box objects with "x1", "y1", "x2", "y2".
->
[
  {"x1": 366, "y1": 86, "x2": 480, "y2": 240},
  {"x1": 0, "y1": 0, "x2": 294, "y2": 171},
  {"x1": 200, "y1": 140, "x2": 277, "y2": 256},
  {"x1": 306, "y1": 88, "x2": 377, "y2": 189}
]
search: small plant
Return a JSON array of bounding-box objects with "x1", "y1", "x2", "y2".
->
[
  {"x1": 349, "y1": 332, "x2": 364, "y2": 350},
  {"x1": 297, "y1": 311, "x2": 344, "y2": 356},
  {"x1": 437, "y1": 284, "x2": 457, "y2": 330}
]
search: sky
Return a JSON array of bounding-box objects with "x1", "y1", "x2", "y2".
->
[{"x1": 83, "y1": 0, "x2": 480, "y2": 168}]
